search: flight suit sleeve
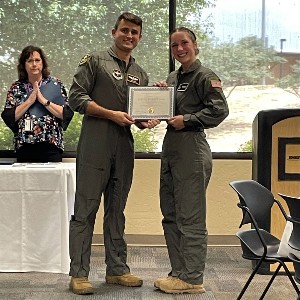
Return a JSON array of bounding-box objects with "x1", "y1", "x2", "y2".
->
[
  {"x1": 184, "y1": 73, "x2": 229, "y2": 129},
  {"x1": 68, "y1": 54, "x2": 96, "y2": 115},
  {"x1": 142, "y1": 72, "x2": 149, "y2": 86}
]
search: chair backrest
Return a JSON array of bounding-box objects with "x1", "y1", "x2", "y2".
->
[
  {"x1": 230, "y1": 180, "x2": 274, "y2": 229},
  {"x1": 278, "y1": 193, "x2": 300, "y2": 251}
]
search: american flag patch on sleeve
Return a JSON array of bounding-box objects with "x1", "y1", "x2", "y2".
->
[{"x1": 210, "y1": 79, "x2": 222, "y2": 88}]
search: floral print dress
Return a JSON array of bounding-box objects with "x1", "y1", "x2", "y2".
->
[{"x1": 4, "y1": 76, "x2": 68, "y2": 151}]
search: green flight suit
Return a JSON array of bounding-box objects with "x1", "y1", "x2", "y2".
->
[
  {"x1": 68, "y1": 46, "x2": 148, "y2": 277},
  {"x1": 160, "y1": 59, "x2": 229, "y2": 284}
]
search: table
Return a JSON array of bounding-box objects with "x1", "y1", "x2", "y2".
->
[{"x1": 0, "y1": 162, "x2": 76, "y2": 274}]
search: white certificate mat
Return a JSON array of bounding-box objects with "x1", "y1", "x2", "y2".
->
[{"x1": 128, "y1": 86, "x2": 175, "y2": 120}]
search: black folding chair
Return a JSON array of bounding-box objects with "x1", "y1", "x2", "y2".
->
[
  {"x1": 230, "y1": 180, "x2": 300, "y2": 300},
  {"x1": 278, "y1": 193, "x2": 300, "y2": 300}
]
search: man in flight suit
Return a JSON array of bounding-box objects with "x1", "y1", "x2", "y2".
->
[{"x1": 68, "y1": 12, "x2": 158, "y2": 295}]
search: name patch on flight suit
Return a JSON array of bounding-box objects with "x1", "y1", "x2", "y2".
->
[
  {"x1": 79, "y1": 54, "x2": 91, "y2": 66},
  {"x1": 127, "y1": 74, "x2": 140, "y2": 85},
  {"x1": 112, "y1": 69, "x2": 123, "y2": 80},
  {"x1": 177, "y1": 83, "x2": 189, "y2": 92}
]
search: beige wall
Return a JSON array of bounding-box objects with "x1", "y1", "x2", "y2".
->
[{"x1": 94, "y1": 159, "x2": 252, "y2": 236}]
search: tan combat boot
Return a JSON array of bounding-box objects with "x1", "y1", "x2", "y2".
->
[
  {"x1": 159, "y1": 277, "x2": 205, "y2": 294},
  {"x1": 69, "y1": 276, "x2": 93, "y2": 295},
  {"x1": 154, "y1": 276, "x2": 175, "y2": 289},
  {"x1": 105, "y1": 273, "x2": 143, "y2": 287}
]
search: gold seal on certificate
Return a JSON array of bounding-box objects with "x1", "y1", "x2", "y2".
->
[{"x1": 128, "y1": 86, "x2": 175, "y2": 120}]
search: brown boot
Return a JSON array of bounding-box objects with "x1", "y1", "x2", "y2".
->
[
  {"x1": 159, "y1": 277, "x2": 205, "y2": 294},
  {"x1": 105, "y1": 273, "x2": 143, "y2": 287},
  {"x1": 154, "y1": 276, "x2": 175, "y2": 289},
  {"x1": 69, "y1": 277, "x2": 93, "y2": 295}
]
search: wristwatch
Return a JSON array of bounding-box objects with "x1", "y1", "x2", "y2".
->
[
  {"x1": 44, "y1": 100, "x2": 50, "y2": 107},
  {"x1": 183, "y1": 114, "x2": 191, "y2": 122}
]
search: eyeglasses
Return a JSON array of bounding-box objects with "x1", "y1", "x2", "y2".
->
[{"x1": 26, "y1": 58, "x2": 42, "y2": 64}]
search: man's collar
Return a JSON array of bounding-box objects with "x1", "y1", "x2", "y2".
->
[{"x1": 109, "y1": 45, "x2": 135, "y2": 63}]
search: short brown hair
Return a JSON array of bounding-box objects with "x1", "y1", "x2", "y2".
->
[
  {"x1": 17, "y1": 45, "x2": 50, "y2": 81},
  {"x1": 114, "y1": 12, "x2": 143, "y2": 33}
]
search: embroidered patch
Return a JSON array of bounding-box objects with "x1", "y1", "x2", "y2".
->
[
  {"x1": 177, "y1": 83, "x2": 189, "y2": 92},
  {"x1": 79, "y1": 54, "x2": 91, "y2": 66},
  {"x1": 210, "y1": 79, "x2": 222, "y2": 88},
  {"x1": 112, "y1": 69, "x2": 123, "y2": 80},
  {"x1": 127, "y1": 74, "x2": 140, "y2": 85}
]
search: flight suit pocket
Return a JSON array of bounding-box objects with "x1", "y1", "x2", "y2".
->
[{"x1": 76, "y1": 161, "x2": 108, "y2": 200}]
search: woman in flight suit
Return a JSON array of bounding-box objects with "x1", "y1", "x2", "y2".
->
[{"x1": 154, "y1": 27, "x2": 229, "y2": 294}]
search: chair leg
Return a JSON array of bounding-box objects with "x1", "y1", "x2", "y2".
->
[
  {"x1": 279, "y1": 261, "x2": 300, "y2": 295},
  {"x1": 237, "y1": 258, "x2": 264, "y2": 300},
  {"x1": 239, "y1": 260, "x2": 300, "y2": 300},
  {"x1": 259, "y1": 261, "x2": 300, "y2": 300},
  {"x1": 259, "y1": 264, "x2": 281, "y2": 300}
]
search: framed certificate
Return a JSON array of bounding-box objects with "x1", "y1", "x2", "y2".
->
[{"x1": 128, "y1": 86, "x2": 175, "y2": 120}]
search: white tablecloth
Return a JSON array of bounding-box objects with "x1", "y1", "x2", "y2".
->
[{"x1": 0, "y1": 162, "x2": 76, "y2": 274}]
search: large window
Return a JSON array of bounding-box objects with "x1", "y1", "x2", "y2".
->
[
  {"x1": 178, "y1": 0, "x2": 300, "y2": 152},
  {"x1": 0, "y1": 0, "x2": 299, "y2": 153}
]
